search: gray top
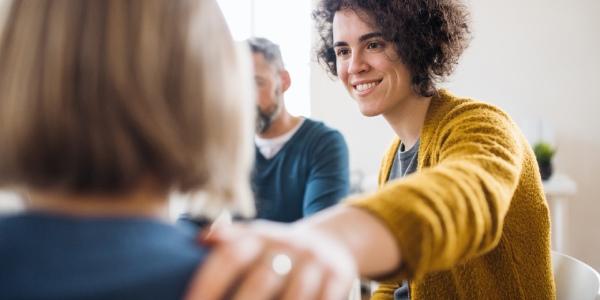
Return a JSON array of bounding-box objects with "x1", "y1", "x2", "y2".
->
[
  {"x1": 389, "y1": 139, "x2": 420, "y2": 180},
  {"x1": 387, "y1": 138, "x2": 420, "y2": 300}
]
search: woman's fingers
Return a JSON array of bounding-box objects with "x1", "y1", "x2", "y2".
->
[
  {"x1": 280, "y1": 260, "x2": 323, "y2": 300},
  {"x1": 230, "y1": 252, "x2": 288, "y2": 300},
  {"x1": 185, "y1": 221, "x2": 358, "y2": 300},
  {"x1": 184, "y1": 232, "x2": 263, "y2": 300}
]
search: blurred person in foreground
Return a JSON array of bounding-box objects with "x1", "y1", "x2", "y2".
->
[
  {"x1": 185, "y1": 0, "x2": 555, "y2": 299},
  {"x1": 0, "y1": 0, "x2": 255, "y2": 299},
  {"x1": 248, "y1": 37, "x2": 349, "y2": 222}
]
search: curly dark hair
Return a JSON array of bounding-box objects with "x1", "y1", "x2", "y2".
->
[{"x1": 314, "y1": 0, "x2": 471, "y2": 97}]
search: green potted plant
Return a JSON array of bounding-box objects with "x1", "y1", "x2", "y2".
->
[{"x1": 533, "y1": 142, "x2": 556, "y2": 181}]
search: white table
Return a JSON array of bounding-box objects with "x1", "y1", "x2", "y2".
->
[{"x1": 543, "y1": 173, "x2": 577, "y2": 253}]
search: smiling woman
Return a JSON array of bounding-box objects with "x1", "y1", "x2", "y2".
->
[
  {"x1": 183, "y1": 1, "x2": 556, "y2": 300},
  {"x1": 315, "y1": 0, "x2": 470, "y2": 97},
  {"x1": 331, "y1": 10, "x2": 417, "y2": 119}
]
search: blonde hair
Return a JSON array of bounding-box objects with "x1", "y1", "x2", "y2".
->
[{"x1": 0, "y1": 0, "x2": 255, "y2": 217}]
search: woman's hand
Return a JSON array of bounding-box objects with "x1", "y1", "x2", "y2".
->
[{"x1": 184, "y1": 220, "x2": 358, "y2": 300}]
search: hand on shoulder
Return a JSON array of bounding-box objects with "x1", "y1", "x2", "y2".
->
[{"x1": 184, "y1": 220, "x2": 358, "y2": 300}]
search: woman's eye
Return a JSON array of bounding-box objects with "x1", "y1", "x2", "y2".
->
[
  {"x1": 335, "y1": 48, "x2": 350, "y2": 57},
  {"x1": 366, "y1": 41, "x2": 383, "y2": 50}
]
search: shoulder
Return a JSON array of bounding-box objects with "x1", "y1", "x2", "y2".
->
[
  {"x1": 422, "y1": 91, "x2": 526, "y2": 161},
  {"x1": 429, "y1": 90, "x2": 515, "y2": 132},
  {"x1": 421, "y1": 90, "x2": 523, "y2": 157},
  {"x1": 300, "y1": 118, "x2": 346, "y2": 144},
  {"x1": 0, "y1": 214, "x2": 209, "y2": 299},
  {"x1": 440, "y1": 90, "x2": 511, "y2": 119},
  {"x1": 288, "y1": 119, "x2": 348, "y2": 163}
]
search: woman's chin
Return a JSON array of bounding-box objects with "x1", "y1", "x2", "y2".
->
[{"x1": 357, "y1": 105, "x2": 381, "y2": 117}]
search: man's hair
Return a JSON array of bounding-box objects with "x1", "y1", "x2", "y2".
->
[
  {"x1": 314, "y1": 0, "x2": 471, "y2": 97},
  {"x1": 247, "y1": 37, "x2": 285, "y2": 70},
  {"x1": 0, "y1": 0, "x2": 254, "y2": 216}
]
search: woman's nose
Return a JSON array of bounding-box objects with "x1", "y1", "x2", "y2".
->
[{"x1": 348, "y1": 53, "x2": 369, "y2": 75}]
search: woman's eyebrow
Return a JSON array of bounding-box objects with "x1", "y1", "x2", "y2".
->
[
  {"x1": 358, "y1": 32, "x2": 383, "y2": 42},
  {"x1": 333, "y1": 32, "x2": 383, "y2": 48}
]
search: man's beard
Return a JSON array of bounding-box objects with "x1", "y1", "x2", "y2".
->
[
  {"x1": 256, "y1": 106, "x2": 275, "y2": 134},
  {"x1": 256, "y1": 103, "x2": 280, "y2": 134},
  {"x1": 256, "y1": 90, "x2": 282, "y2": 134}
]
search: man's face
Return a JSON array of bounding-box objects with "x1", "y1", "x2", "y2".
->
[
  {"x1": 252, "y1": 53, "x2": 284, "y2": 134},
  {"x1": 332, "y1": 9, "x2": 415, "y2": 118}
]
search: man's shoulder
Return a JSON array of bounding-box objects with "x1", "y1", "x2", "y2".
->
[
  {"x1": 300, "y1": 118, "x2": 344, "y2": 139},
  {"x1": 274, "y1": 119, "x2": 346, "y2": 161},
  {"x1": 287, "y1": 118, "x2": 345, "y2": 152}
]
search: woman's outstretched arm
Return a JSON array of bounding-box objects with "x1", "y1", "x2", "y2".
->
[{"x1": 184, "y1": 205, "x2": 401, "y2": 300}]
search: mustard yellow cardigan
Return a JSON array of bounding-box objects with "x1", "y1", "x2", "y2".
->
[{"x1": 349, "y1": 90, "x2": 555, "y2": 299}]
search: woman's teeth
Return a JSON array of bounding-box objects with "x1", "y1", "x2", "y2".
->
[{"x1": 355, "y1": 81, "x2": 379, "y2": 92}]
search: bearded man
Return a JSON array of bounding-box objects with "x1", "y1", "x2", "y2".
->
[{"x1": 249, "y1": 37, "x2": 350, "y2": 222}]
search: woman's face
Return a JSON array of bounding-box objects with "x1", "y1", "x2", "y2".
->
[{"x1": 332, "y1": 9, "x2": 416, "y2": 117}]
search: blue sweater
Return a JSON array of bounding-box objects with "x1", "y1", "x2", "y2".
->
[
  {"x1": 0, "y1": 213, "x2": 207, "y2": 300},
  {"x1": 253, "y1": 119, "x2": 350, "y2": 222}
]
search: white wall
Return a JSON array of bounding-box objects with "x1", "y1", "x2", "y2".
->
[
  {"x1": 310, "y1": 0, "x2": 600, "y2": 270},
  {"x1": 217, "y1": 0, "x2": 312, "y2": 117}
]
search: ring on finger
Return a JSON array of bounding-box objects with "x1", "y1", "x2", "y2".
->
[{"x1": 271, "y1": 253, "x2": 293, "y2": 276}]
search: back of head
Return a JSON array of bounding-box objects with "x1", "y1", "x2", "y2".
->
[{"x1": 0, "y1": 0, "x2": 254, "y2": 216}]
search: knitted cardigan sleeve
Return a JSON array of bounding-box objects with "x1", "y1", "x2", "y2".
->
[{"x1": 349, "y1": 99, "x2": 525, "y2": 282}]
